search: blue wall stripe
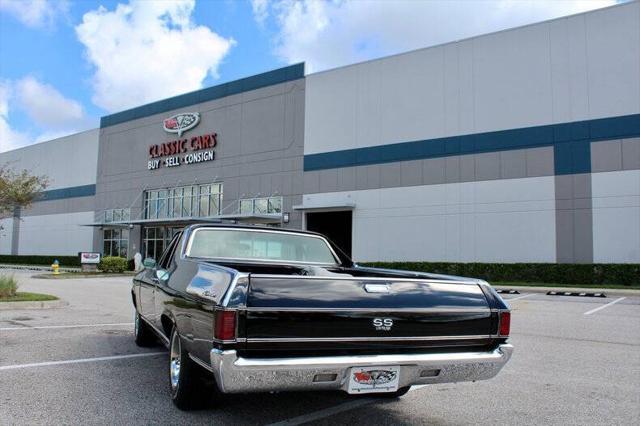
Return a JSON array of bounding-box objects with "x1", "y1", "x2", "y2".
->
[
  {"x1": 304, "y1": 113, "x2": 640, "y2": 175},
  {"x1": 100, "y1": 63, "x2": 305, "y2": 128},
  {"x1": 38, "y1": 184, "x2": 96, "y2": 201}
]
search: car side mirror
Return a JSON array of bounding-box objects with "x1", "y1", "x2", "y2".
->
[
  {"x1": 155, "y1": 269, "x2": 170, "y2": 282},
  {"x1": 143, "y1": 258, "x2": 156, "y2": 269}
]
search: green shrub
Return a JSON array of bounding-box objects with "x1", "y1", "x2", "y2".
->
[
  {"x1": 0, "y1": 274, "x2": 18, "y2": 298},
  {"x1": 98, "y1": 256, "x2": 128, "y2": 273},
  {"x1": 360, "y1": 262, "x2": 640, "y2": 287},
  {"x1": 0, "y1": 255, "x2": 81, "y2": 267}
]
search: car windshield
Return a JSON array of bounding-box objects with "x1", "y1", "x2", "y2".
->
[{"x1": 187, "y1": 228, "x2": 339, "y2": 265}]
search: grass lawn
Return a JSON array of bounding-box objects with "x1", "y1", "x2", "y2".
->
[
  {"x1": 493, "y1": 281, "x2": 640, "y2": 290},
  {"x1": 0, "y1": 292, "x2": 59, "y2": 302}
]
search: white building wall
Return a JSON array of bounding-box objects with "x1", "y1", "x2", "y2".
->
[
  {"x1": 592, "y1": 170, "x2": 640, "y2": 263},
  {"x1": 0, "y1": 218, "x2": 13, "y2": 255},
  {"x1": 0, "y1": 129, "x2": 99, "y2": 190},
  {"x1": 301, "y1": 177, "x2": 557, "y2": 263},
  {"x1": 303, "y1": 2, "x2": 639, "y2": 264},
  {"x1": 17, "y1": 212, "x2": 95, "y2": 256},
  {"x1": 0, "y1": 130, "x2": 99, "y2": 256},
  {"x1": 304, "y1": 2, "x2": 640, "y2": 155}
]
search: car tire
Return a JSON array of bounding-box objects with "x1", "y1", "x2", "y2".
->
[
  {"x1": 134, "y1": 311, "x2": 156, "y2": 347},
  {"x1": 375, "y1": 386, "x2": 412, "y2": 398},
  {"x1": 169, "y1": 326, "x2": 202, "y2": 410}
]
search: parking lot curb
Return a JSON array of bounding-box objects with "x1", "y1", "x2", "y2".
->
[
  {"x1": 546, "y1": 291, "x2": 606, "y2": 297},
  {"x1": 31, "y1": 272, "x2": 136, "y2": 279},
  {"x1": 494, "y1": 285, "x2": 640, "y2": 297},
  {"x1": 0, "y1": 299, "x2": 68, "y2": 310}
]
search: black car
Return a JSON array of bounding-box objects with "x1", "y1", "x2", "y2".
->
[{"x1": 132, "y1": 224, "x2": 512, "y2": 410}]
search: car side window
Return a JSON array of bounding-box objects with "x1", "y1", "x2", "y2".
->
[{"x1": 159, "y1": 233, "x2": 181, "y2": 270}]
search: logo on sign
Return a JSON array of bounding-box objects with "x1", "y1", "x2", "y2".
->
[
  {"x1": 163, "y1": 112, "x2": 200, "y2": 137},
  {"x1": 80, "y1": 252, "x2": 101, "y2": 264},
  {"x1": 353, "y1": 370, "x2": 398, "y2": 385}
]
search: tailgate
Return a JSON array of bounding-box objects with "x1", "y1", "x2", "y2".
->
[{"x1": 242, "y1": 276, "x2": 497, "y2": 354}]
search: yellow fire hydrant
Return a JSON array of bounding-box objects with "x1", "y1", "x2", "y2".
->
[{"x1": 52, "y1": 260, "x2": 60, "y2": 275}]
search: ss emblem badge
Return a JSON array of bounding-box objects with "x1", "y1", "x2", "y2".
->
[{"x1": 373, "y1": 318, "x2": 393, "y2": 331}]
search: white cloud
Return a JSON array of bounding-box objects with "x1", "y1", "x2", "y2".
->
[
  {"x1": 251, "y1": 0, "x2": 269, "y2": 26},
  {"x1": 256, "y1": 0, "x2": 617, "y2": 73},
  {"x1": 0, "y1": 78, "x2": 92, "y2": 153},
  {"x1": 15, "y1": 77, "x2": 84, "y2": 129},
  {"x1": 0, "y1": 81, "x2": 30, "y2": 153},
  {"x1": 75, "y1": 0, "x2": 236, "y2": 113},
  {"x1": 0, "y1": 0, "x2": 68, "y2": 29}
]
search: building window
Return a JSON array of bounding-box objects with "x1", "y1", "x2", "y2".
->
[
  {"x1": 104, "y1": 208, "x2": 130, "y2": 223},
  {"x1": 198, "y1": 184, "x2": 223, "y2": 217},
  {"x1": 144, "y1": 183, "x2": 222, "y2": 219},
  {"x1": 103, "y1": 228, "x2": 129, "y2": 258},
  {"x1": 143, "y1": 226, "x2": 181, "y2": 260},
  {"x1": 239, "y1": 196, "x2": 283, "y2": 215}
]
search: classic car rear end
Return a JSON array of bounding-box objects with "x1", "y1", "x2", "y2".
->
[
  {"x1": 212, "y1": 273, "x2": 512, "y2": 395},
  {"x1": 132, "y1": 225, "x2": 512, "y2": 409}
]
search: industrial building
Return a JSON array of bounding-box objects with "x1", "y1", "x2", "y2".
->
[{"x1": 1, "y1": 2, "x2": 638, "y2": 264}]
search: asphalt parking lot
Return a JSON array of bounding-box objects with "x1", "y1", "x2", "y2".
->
[{"x1": 1, "y1": 272, "x2": 639, "y2": 425}]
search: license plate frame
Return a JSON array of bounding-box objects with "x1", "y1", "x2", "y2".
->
[{"x1": 347, "y1": 365, "x2": 400, "y2": 394}]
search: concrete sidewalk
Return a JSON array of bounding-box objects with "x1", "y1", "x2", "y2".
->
[{"x1": 2, "y1": 265, "x2": 637, "y2": 296}]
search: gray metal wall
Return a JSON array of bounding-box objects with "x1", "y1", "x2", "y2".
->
[
  {"x1": 95, "y1": 78, "x2": 306, "y2": 253},
  {"x1": 302, "y1": 2, "x2": 640, "y2": 264}
]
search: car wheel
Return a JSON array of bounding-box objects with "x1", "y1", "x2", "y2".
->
[
  {"x1": 169, "y1": 326, "x2": 202, "y2": 410},
  {"x1": 375, "y1": 386, "x2": 412, "y2": 398},
  {"x1": 134, "y1": 311, "x2": 155, "y2": 347}
]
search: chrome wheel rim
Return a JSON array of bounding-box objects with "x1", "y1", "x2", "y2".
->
[
  {"x1": 134, "y1": 313, "x2": 139, "y2": 336},
  {"x1": 170, "y1": 332, "x2": 181, "y2": 390}
]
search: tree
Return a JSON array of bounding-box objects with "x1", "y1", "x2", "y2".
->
[{"x1": 0, "y1": 164, "x2": 49, "y2": 231}]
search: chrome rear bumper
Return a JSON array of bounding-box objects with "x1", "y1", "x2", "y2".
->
[{"x1": 209, "y1": 344, "x2": 513, "y2": 394}]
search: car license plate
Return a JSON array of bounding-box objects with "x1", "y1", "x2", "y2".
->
[{"x1": 347, "y1": 366, "x2": 400, "y2": 394}]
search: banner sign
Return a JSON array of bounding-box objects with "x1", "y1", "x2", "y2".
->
[{"x1": 80, "y1": 252, "x2": 101, "y2": 264}]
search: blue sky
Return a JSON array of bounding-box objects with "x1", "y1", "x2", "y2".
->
[
  {"x1": 0, "y1": 0, "x2": 621, "y2": 153},
  {"x1": 1, "y1": 1, "x2": 274, "y2": 122}
]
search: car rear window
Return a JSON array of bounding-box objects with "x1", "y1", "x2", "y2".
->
[{"x1": 186, "y1": 228, "x2": 338, "y2": 265}]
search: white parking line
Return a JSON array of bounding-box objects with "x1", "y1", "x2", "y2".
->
[
  {"x1": 583, "y1": 297, "x2": 626, "y2": 316},
  {"x1": 506, "y1": 293, "x2": 533, "y2": 302},
  {"x1": 0, "y1": 322, "x2": 133, "y2": 331},
  {"x1": 0, "y1": 352, "x2": 165, "y2": 371},
  {"x1": 267, "y1": 398, "x2": 377, "y2": 426}
]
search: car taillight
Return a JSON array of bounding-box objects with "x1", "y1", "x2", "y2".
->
[
  {"x1": 499, "y1": 311, "x2": 511, "y2": 337},
  {"x1": 214, "y1": 309, "x2": 237, "y2": 341}
]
